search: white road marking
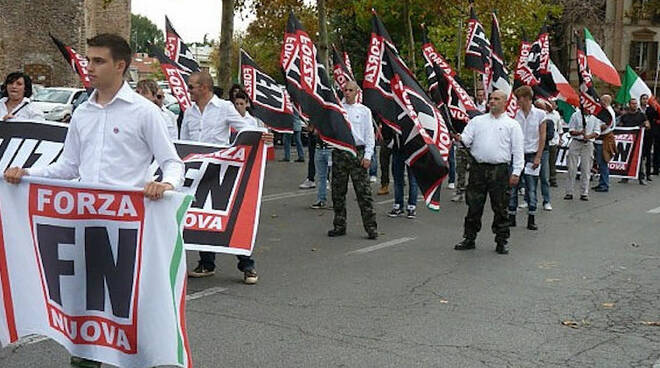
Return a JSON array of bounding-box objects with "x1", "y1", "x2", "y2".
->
[
  {"x1": 346, "y1": 237, "x2": 417, "y2": 255},
  {"x1": 262, "y1": 191, "x2": 316, "y2": 202},
  {"x1": 647, "y1": 206, "x2": 660, "y2": 214},
  {"x1": 185, "y1": 286, "x2": 228, "y2": 301},
  {"x1": 12, "y1": 287, "x2": 229, "y2": 348}
]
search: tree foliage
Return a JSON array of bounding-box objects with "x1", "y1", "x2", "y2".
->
[{"x1": 130, "y1": 14, "x2": 164, "y2": 54}]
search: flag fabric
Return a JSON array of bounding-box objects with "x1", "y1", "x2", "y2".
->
[
  {"x1": 464, "y1": 6, "x2": 491, "y2": 74},
  {"x1": 576, "y1": 33, "x2": 612, "y2": 124},
  {"x1": 615, "y1": 65, "x2": 653, "y2": 105},
  {"x1": 420, "y1": 27, "x2": 480, "y2": 131},
  {"x1": 49, "y1": 34, "x2": 92, "y2": 91},
  {"x1": 150, "y1": 47, "x2": 194, "y2": 112},
  {"x1": 486, "y1": 12, "x2": 517, "y2": 117},
  {"x1": 363, "y1": 12, "x2": 451, "y2": 210},
  {"x1": 0, "y1": 177, "x2": 193, "y2": 368},
  {"x1": 165, "y1": 16, "x2": 201, "y2": 75},
  {"x1": 549, "y1": 60, "x2": 579, "y2": 106},
  {"x1": 512, "y1": 29, "x2": 558, "y2": 105},
  {"x1": 240, "y1": 50, "x2": 295, "y2": 133},
  {"x1": 332, "y1": 46, "x2": 362, "y2": 103},
  {"x1": 280, "y1": 12, "x2": 356, "y2": 155},
  {"x1": 556, "y1": 99, "x2": 576, "y2": 123},
  {"x1": 585, "y1": 28, "x2": 621, "y2": 86}
]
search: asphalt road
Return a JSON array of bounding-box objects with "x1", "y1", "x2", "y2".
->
[{"x1": 2, "y1": 148, "x2": 659, "y2": 368}]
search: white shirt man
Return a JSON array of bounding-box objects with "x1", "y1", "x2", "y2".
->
[
  {"x1": 0, "y1": 97, "x2": 44, "y2": 121},
  {"x1": 547, "y1": 109, "x2": 562, "y2": 147},
  {"x1": 180, "y1": 95, "x2": 250, "y2": 145},
  {"x1": 565, "y1": 111, "x2": 601, "y2": 200},
  {"x1": 461, "y1": 112, "x2": 525, "y2": 174},
  {"x1": 515, "y1": 106, "x2": 547, "y2": 154},
  {"x1": 25, "y1": 82, "x2": 184, "y2": 189},
  {"x1": 342, "y1": 102, "x2": 375, "y2": 160},
  {"x1": 160, "y1": 105, "x2": 179, "y2": 140}
]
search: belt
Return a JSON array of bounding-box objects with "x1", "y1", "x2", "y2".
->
[{"x1": 474, "y1": 161, "x2": 508, "y2": 167}]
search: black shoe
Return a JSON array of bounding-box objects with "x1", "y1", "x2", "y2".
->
[
  {"x1": 454, "y1": 239, "x2": 476, "y2": 250},
  {"x1": 639, "y1": 180, "x2": 647, "y2": 185},
  {"x1": 295, "y1": 158, "x2": 305, "y2": 162},
  {"x1": 327, "y1": 228, "x2": 346, "y2": 237},
  {"x1": 310, "y1": 201, "x2": 327, "y2": 209},
  {"x1": 563, "y1": 194, "x2": 573, "y2": 200},
  {"x1": 594, "y1": 187, "x2": 608, "y2": 192},
  {"x1": 647, "y1": 175, "x2": 653, "y2": 181},
  {"x1": 388, "y1": 207, "x2": 404, "y2": 217},
  {"x1": 495, "y1": 241, "x2": 509, "y2": 254},
  {"x1": 406, "y1": 208, "x2": 416, "y2": 219},
  {"x1": 508, "y1": 214, "x2": 516, "y2": 227},
  {"x1": 580, "y1": 194, "x2": 589, "y2": 201},
  {"x1": 188, "y1": 264, "x2": 215, "y2": 278},
  {"x1": 367, "y1": 231, "x2": 378, "y2": 240},
  {"x1": 527, "y1": 215, "x2": 537, "y2": 230},
  {"x1": 279, "y1": 158, "x2": 291, "y2": 162},
  {"x1": 550, "y1": 182, "x2": 558, "y2": 187}
]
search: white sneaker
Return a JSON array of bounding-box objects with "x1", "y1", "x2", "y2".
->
[
  {"x1": 448, "y1": 182, "x2": 455, "y2": 189},
  {"x1": 518, "y1": 202, "x2": 528, "y2": 208},
  {"x1": 543, "y1": 203, "x2": 552, "y2": 211},
  {"x1": 451, "y1": 193, "x2": 464, "y2": 202},
  {"x1": 299, "y1": 178, "x2": 316, "y2": 189},
  {"x1": 369, "y1": 175, "x2": 378, "y2": 183}
]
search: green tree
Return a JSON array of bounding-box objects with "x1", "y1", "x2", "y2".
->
[{"x1": 130, "y1": 14, "x2": 164, "y2": 54}]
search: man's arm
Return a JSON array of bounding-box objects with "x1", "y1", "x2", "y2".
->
[
  {"x1": 511, "y1": 123, "x2": 525, "y2": 177},
  {"x1": 363, "y1": 108, "x2": 376, "y2": 163},
  {"x1": 533, "y1": 120, "x2": 546, "y2": 168}
]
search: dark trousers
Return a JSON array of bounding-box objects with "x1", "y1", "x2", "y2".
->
[
  {"x1": 653, "y1": 134, "x2": 660, "y2": 173},
  {"x1": 331, "y1": 148, "x2": 377, "y2": 233},
  {"x1": 307, "y1": 134, "x2": 316, "y2": 181},
  {"x1": 199, "y1": 252, "x2": 255, "y2": 272},
  {"x1": 549, "y1": 145, "x2": 558, "y2": 185},
  {"x1": 464, "y1": 161, "x2": 511, "y2": 243},
  {"x1": 379, "y1": 144, "x2": 391, "y2": 186},
  {"x1": 641, "y1": 136, "x2": 652, "y2": 179}
]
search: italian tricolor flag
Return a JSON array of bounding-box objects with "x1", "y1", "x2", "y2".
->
[
  {"x1": 585, "y1": 28, "x2": 621, "y2": 86},
  {"x1": 615, "y1": 65, "x2": 656, "y2": 106},
  {"x1": 549, "y1": 60, "x2": 579, "y2": 106}
]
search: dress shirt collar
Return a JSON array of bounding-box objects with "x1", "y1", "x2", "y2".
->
[
  {"x1": 88, "y1": 81, "x2": 134, "y2": 108},
  {"x1": 0, "y1": 96, "x2": 30, "y2": 106},
  {"x1": 192, "y1": 94, "x2": 223, "y2": 113}
]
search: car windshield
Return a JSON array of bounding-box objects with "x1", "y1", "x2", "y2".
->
[{"x1": 32, "y1": 89, "x2": 73, "y2": 104}]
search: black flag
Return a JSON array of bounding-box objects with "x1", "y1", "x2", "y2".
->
[
  {"x1": 464, "y1": 6, "x2": 491, "y2": 74},
  {"x1": 150, "y1": 46, "x2": 193, "y2": 112},
  {"x1": 240, "y1": 50, "x2": 294, "y2": 133},
  {"x1": 486, "y1": 12, "x2": 517, "y2": 117},
  {"x1": 49, "y1": 34, "x2": 92, "y2": 91},
  {"x1": 363, "y1": 12, "x2": 451, "y2": 210},
  {"x1": 280, "y1": 12, "x2": 356, "y2": 154},
  {"x1": 165, "y1": 16, "x2": 201, "y2": 74}
]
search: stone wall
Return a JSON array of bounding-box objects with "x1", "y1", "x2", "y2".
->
[{"x1": 0, "y1": 0, "x2": 130, "y2": 88}]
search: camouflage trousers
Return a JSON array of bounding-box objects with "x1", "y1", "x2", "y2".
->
[
  {"x1": 455, "y1": 144, "x2": 470, "y2": 194},
  {"x1": 463, "y1": 161, "x2": 511, "y2": 243},
  {"x1": 332, "y1": 148, "x2": 377, "y2": 233}
]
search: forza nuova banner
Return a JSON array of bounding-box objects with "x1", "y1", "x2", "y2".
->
[
  {"x1": 0, "y1": 177, "x2": 193, "y2": 367},
  {"x1": 0, "y1": 120, "x2": 267, "y2": 255}
]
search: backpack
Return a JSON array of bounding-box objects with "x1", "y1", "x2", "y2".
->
[{"x1": 545, "y1": 118, "x2": 555, "y2": 143}]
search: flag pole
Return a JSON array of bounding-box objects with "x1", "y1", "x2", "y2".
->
[
  {"x1": 574, "y1": 30, "x2": 586, "y2": 130},
  {"x1": 654, "y1": 60, "x2": 659, "y2": 96}
]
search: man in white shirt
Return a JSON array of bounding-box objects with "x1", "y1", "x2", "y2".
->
[
  {"x1": 508, "y1": 86, "x2": 546, "y2": 230},
  {"x1": 564, "y1": 110, "x2": 601, "y2": 201},
  {"x1": 4, "y1": 33, "x2": 183, "y2": 368},
  {"x1": 475, "y1": 89, "x2": 487, "y2": 113},
  {"x1": 328, "y1": 81, "x2": 377, "y2": 239},
  {"x1": 136, "y1": 79, "x2": 178, "y2": 140},
  {"x1": 454, "y1": 90, "x2": 524, "y2": 255},
  {"x1": 183, "y1": 72, "x2": 268, "y2": 284}
]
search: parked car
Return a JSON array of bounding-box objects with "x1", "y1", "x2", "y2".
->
[
  {"x1": 31, "y1": 87, "x2": 85, "y2": 122},
  {"x1": 71, "y1": 90, "x2": 89, "y2": 113}
]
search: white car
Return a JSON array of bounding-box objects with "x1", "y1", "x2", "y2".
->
[{"x1": 31, "y1": 87, "x2": 85, "y2": 122}]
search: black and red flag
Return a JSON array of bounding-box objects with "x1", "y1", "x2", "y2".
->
[
  {"x1": 49, "y1": 34, "x2": 92, "y2": 91},
  {"x1": 165, "y1": 16, "x2": 201, "y2": 74},
  {"x1": 575, "y1": 31, "x2": 612, "y2": 125},
  {"x1": 485, "y1": 12, "x2": 517, "y2": 117},
  {"x1": 512, "y1": 28, "x2": 558, "y2": 103},
  {"x1": 363, "y1": 11, "x2": 451, "y2": 210},
  {"x1": 464, "y1": 5, "x2": 491, "y2": 75},
  {"x1": 150, "y1": 46, "x2": 193, "y2": 112},
  {"x1": 280, "y1": 12, "x2": 356, "y2": 154},
  {"x1": 420, "y1": 26, "x2": 479, "y2": 131},
  {"x1": 331, "y1": 45, "x2": 362, "y2": 103},
  {"x1": 240, "y1": 49, "x2": 294, "y2": 133}
]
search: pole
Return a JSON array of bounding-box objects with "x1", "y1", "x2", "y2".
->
[{"x1": 654, "y1": 59, "x2": 660, "y2": 96}]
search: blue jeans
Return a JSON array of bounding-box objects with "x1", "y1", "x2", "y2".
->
[
  {"x1": 448, "y1": 145, "x2": 456, "y2": 183},
  {"x1": 539, "y1": 150, "x2": 551, "y2": 205},
  {"x1": 315, "y1": 148, "x2": 331, "y2": 202},
  {"x1": 283, "y1": 131, "x2": 304, "y2": 160},
  {"x1": 509, "y1": 153, "x2": 538, "y2": 215},
  {"x1": 392, "y1": 150, "x2": 418, "y2": 208},
  {"x1": 369, "y1": 149, "x2": 378, "y2": 177},
  {"x1": 594, "y1": 143, "x2": 609, "y2": 190}
]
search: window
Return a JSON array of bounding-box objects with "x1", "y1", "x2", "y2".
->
[{"x1": 630, "y1": 41, "x2": 658, "y2": 76}]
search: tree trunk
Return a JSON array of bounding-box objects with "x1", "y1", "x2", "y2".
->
[
  {"x1": 218, "y1": 0, "x2": 235, "y2": 98},
  {"x1": 403, "y1": 0, "x2": 416, "y2": 73},
  {"x1": 317, "y1": 0, "x2": 329, "y2": 71}
]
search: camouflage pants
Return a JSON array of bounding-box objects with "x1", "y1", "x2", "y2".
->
[
  {"x1": 332, "y1": 148, "x2": 377, "y2": 233},
  {"x1": 464, "y1": 161, "x2": 511, "y2": 243},
  {"x1": 455, "y1": 144, "x2": 470, "y2": 194}
]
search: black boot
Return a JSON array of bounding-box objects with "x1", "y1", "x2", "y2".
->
[
  {"x1": 508, "y1": 214, "x2": 516, "y2": 227},
  {"x1": 527, "y1": 214, "x2": 538, "y2": 230},
  {"x1": 454, "y1": 238, "x2": 476, "y2": 250},
  {"x1": 496, "y1": 240, "x2": 509, "y2": 254}
]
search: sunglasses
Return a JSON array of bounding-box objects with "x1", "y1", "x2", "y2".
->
[
  {"x1": 156, "y1": 94, "x2": 163, "y2": 99},
  {"x1": 343, "y1": 88, "x2": 355, "y2": 92}
]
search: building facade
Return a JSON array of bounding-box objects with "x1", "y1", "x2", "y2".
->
[{"x1": 0, "y1": 0, "x2": 130, "y2": 88}]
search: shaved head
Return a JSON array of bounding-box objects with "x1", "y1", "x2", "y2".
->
[{"x1": 488, "y1": 90, "x2": 508, "y2": 115}]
